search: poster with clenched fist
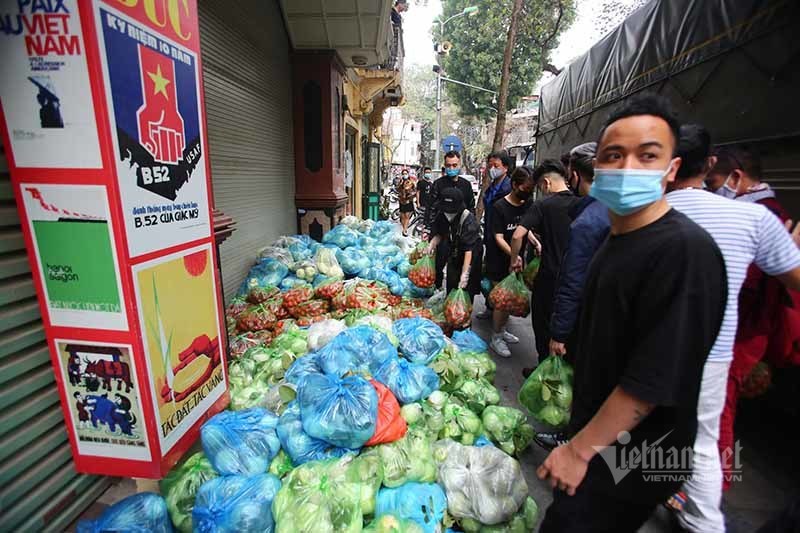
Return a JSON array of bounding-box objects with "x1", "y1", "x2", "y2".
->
[{"x1": 95, "y1": 2, "x2": 210, "y2": 257}]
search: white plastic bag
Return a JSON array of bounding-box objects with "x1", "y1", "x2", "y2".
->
[
  {"x1": 257, "y1": 246, "x2": 295, "y2": 265},
  {"x1": 292, "y1": 260, "x2": 318, "y2": 281},
  {"x1": 436, "y1": 440, "x2": 528, "y2": 525},
  {"x1": 307, "y1": 319, "x2": 347, "y2": 352},
  {"x1": 314, "y1": 248, "x2": 345, "y2": 278},
  {"x1": 340, "y1": 215, "x2": 361, "y2": 229}
]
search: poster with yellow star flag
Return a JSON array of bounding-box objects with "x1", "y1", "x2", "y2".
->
[
  {"x1": 95, "y1": 1, "x2": 211, "y2": 258},
  {"x1": 133, "y1": 243, "x2": 225, "y2": 454}
]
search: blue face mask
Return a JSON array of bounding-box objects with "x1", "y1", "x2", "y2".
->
[
  {"x1": 445, "y1": 168, "x2": 459, "y2": 178},
  {"x1": 590, "y1": 166, "x2": 670, "y2": 216}
]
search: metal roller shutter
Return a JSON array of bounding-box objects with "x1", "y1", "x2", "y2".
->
[
  {"x1": 0, "y1": 142, "x2": 111, "y2": 532},
  {"x1": 199, "y1": 0, "x2": 296, "y2": 300}
]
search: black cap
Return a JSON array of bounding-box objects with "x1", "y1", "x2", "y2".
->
[{"x1": 440, "y1": 187, "x2": 465, "y2": 214}]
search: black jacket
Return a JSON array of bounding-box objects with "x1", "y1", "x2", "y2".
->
[{"x1": 424, "y1": 176, "x2": 475, "y2": 229}]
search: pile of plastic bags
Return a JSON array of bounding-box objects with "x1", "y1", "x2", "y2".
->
[{"x1": 84, "y1": 217, "x2": 543, "y2": 533}]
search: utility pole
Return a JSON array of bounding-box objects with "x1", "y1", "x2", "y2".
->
[
  {"x1": 434, "y1": 5, "x2": 478, "y2": 173},
  {"x1": 492, "y1": 0, "x2": 524, "y2": 151}
]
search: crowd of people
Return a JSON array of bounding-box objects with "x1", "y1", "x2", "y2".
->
[{"x1": 398, "y1": 92, "x2": 800, "y2": 532}]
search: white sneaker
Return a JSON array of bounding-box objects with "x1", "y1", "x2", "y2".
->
[
  {"x1": 490, "y1": 335, "x2": 512, "y2": 358},
  {"x1": 503, "y1": 330, "x2": 519, "y2": 344},
  {"x1": 476, "y1": 308, "x2": 492, "y2": 320}
]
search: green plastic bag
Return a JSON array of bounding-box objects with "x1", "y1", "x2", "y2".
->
[
  {"x1": 487, "y1": 273, "x2": 530, "y2": 317},
  {"x1": 518, "y1": 355, "x2": 573, "y2": 428},
  {"x1": 346, "y1": 451, "x2": 384, "y2": 516},
  {"x1": 428, "y1": 344, "x2": 465, "y2": 393},
  {"x1": 521, "y1": 257, "x2": 541, "y2": 289},
  {"x1": 440, "y1": 399, "x2": 483, "y2": 445},
  {"x1": 364, "y1": 514, "x2": 425, "y2": 533},
  {"x1": 268, "y1": 450, "x2": 294, "y2": 479},
  {"x1": 271, "y1": 326, "x2": 308, "y2": 356},
  {"x1": 459, "y1": 351, "x2": 496, "y2": 383},
  {"x1": 451, "y1": 378, "x2": 501, "y2": 415},
  {"x1": 272, "y1": 456, "x2": 363, "y2": 533},
  {"x1": 160, "y1": 452, "x2": 218, "y2": 533},
  {"x1": 481, "y1": 406, "x2": 534, "y2": 456},
  {"x1": 459, "y1": 497, "x2": 539, "y2": 533},
  {"x1": 373, "y1": 427, "x2": 437, "y2": 488}
]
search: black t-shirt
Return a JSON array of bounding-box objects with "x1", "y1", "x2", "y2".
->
[
  {"x1": 417, "y1": 179, "x2": 433, "y2": 208},
  {"x1": 485, "y1": 196, "x2": 529, "y2": 279},
  {"x1": 572, "y1": 208, "x2": 727, "y2": 503},
  {"x1": 519, "y1": 190, "x2": 578, "y2": 286}
]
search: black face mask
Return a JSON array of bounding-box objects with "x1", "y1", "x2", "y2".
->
[{"x1": 514, "y1": 190, "x2": 532, "y2": 202}]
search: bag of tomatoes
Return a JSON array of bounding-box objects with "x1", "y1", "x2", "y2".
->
[
  {"x1": 488, "y1": 273, "x2": 531, "y2": 317},
  {"x1": 315, "y1": 278, "x2": 344, "y2": 300},
  {"x1": 444, "y1": 288, "x2": 473, "y2": 329},
  {"x1": 409, "y1": 255, "x2": 436, "y2": 289},
  {"x1": 288, "y1": 299, "x2": 330, "y2": 320},
  {"x1": 282, "y1": 286, "x2": 314, "y2": 313},
  {"x1": 522, "y1": 257, "x2": 541, "y2": 290}
]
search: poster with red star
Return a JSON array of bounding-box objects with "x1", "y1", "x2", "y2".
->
[{"x1": 94, "y1": 1, "x2": 211, "y2": 258}]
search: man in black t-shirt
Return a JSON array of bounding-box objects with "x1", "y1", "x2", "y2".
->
[
  {"x1": 485, "y1": 166, "x2": 535, "y2": 357},
  {"x1": 416, "y1": 166, "x2": 434, "y2": 211},
  {"x1": 536, "y1": 93, "x2": 727, "y2": 533},
  {"x1": 510, "y1": 160, "x2": 578, "y2": 363}
]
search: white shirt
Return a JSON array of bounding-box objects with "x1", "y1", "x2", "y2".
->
[
  {"x1": 667, "y1": 188, "x2": 800, "y2": 362},
  {"x1": 344, "y1": 150, "x2": 354, "y2": 188}
]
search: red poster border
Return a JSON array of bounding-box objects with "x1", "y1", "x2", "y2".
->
[{"x1": 0, "y1": 0, "x2": 229, "y2": 478}]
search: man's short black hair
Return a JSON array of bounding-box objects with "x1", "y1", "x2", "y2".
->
[
  {"x1": 423, "y1": 166, "x2": 432, "y2": 171},
  {"x1": 560, "y1": 151, "x2": 571, "y2": 169},
  {"x1": 676, "y1": 124, "x2": 712, "y2": 180},
  {"x1": 488, "y1": 150, "x2": 512, "y2": 169},
  {"x1": 444, "y1": 150, "x2": 461, "y2": 160},
  {"x1": 598, "y1": 92, "x2": 681, "y2": 155},
  {"x1": 569, "y1": 142, "x2": 596, "y2": 180},
  {"x1": 532, "y1": 159, "x2": 567, "y2": 183},
  {"x1": 712, "y1": 144, "x2": 762, "y2": 180}
]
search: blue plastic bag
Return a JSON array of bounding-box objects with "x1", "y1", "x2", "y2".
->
[
  {"x1": 323, "y1": 224, "x2": 360, "y2": 249},
  {"x1": 452, "y1": 329, "x2": 489, "y2": 353},
  {"x1": 238, "y1": 259, "x2": 289, "y2": 295},
  {"x1": 280, "y1": 276, "x2": 309, "y2": 291},
  {"x1": 370, "y1": 220, "x2": 396, "y2": 238},
  {"x1": 481, "y1": 278, "x2": 492, "y2": 299},
  {"x1": 396, "y1": 260, "x2": 411, "y2": 278},
  {"x1": 336, "y1": 248, "x2": 371, "y2": 277},
  {"x1": 316, "y1": 325, "x2": 397, "y2": 377},
  {"x1": 402, "y1": 278, "x2": 435, "y2": 299},
  {"x1": 297, "y1": 373, "x2": 378, "y2": 448},
  {"x1": 374, "y1": 357, "x2": 439, "y2": 405},
  {"x1": 284, "y1": 354, "x2": 323, "y2": 386},
  {"x1": 393, "y1": 318, "x2": 446, "y2": 364},
  {"x1": 77, "y1": 493, "x2": 172, "y2": 533},
  {"x1": 474, "y1": 435, "x2": 495, "y2": 447},
  {"x1": 373, "y1": 268, "x2": 404, "y2": 296},
  {"x1": 375, "y1": 482, "x2": 447, "y2": 533},
  {"x1": 192, "y1": 474, "x2": 281, "y2": 533},
  {"x1": 201, "y1": 408, "x2": 281, "y2": 476},
  {"x1": 288, "y1": 242, "x2": 312, "y2": 262},
  {"x1": 277, "y1": 402, "x2": 358, "y2": 465}
]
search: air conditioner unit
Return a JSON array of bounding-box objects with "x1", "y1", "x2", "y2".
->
[{"x1": 383, "y1": 86, "x2": 402, "y2": 99}]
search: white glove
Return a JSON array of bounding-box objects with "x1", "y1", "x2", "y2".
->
[{"x1": 458, "y1": 271, "x2": 469, "y2": 289}]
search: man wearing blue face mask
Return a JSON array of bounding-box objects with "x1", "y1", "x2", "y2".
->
[
  {"x1": 424, "y1": 151, "x2": 476, "y2": 288},
  {"x1": 537, "y1": 93, "x2": 727, "y2": 532}
]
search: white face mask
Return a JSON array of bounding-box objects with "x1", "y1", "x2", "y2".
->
[{"x1": 444, "y1": 212, "x2": 457, "y2": 222}]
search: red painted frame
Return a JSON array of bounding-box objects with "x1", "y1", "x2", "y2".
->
[{"x1": 0, "y1": 0, "x2": 228, "y2": 478}]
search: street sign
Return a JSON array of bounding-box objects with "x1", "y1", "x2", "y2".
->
[{"x1": 442, "y1": 135, "x2": 463, "y2": 154}]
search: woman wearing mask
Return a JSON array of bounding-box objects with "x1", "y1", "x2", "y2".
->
[
  {"x1": 426, "y1": 188, "x2": 482, "y2": 298},
  {"x1": 486, "y1": 167, "x2": 536, "y2": 357},
  {"x1": 397, "y1": 170, "x2": 416, "y2": 236}
]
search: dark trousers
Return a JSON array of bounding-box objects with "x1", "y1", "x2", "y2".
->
[
  {"x1": 540, "y1": 485, "x2": 657, "y2": 533},
  {"x1": 435, "y1": 240, "x2": 449, "y2": 289},
  {"x1": 532, "y1": 275, "x2": 556, "y2": 362}
]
